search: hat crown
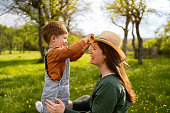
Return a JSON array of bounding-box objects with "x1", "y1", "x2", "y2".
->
[{"x1": 99, "y1": 31, "x2": 121, "y2": 48}]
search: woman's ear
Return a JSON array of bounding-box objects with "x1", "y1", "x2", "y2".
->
[{"x1": 104, "y1": 55, "x2": 106, "y2": 60}]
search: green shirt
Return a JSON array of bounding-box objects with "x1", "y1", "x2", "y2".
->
[{"x1": 64, "y1": 74, "x2": 131, "y2": 113}]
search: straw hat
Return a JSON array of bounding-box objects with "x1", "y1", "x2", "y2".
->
[{"x1": 90, "y1": 31, "x2": 126, "y2": 60}]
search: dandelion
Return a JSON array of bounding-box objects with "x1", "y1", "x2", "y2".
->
[
  {"x1": 26, "y1": 100, "x2": 29, "y2": 103},
  {"x1": 144, "y1": 107, "x2": 146, "y2": 110},
  {"x1": 29, "y1": 105, "x2": 31, "y2": 108},
  {"x1": 163, "y1": 105, "x2": 167, "y2": 107},
  {"x1": 30, "y1": 99, "x2": 32, "y2": 101}
]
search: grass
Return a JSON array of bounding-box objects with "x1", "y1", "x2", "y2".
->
[{"x1": 0, "y1": 51, "x2": 169, "y2": 113}]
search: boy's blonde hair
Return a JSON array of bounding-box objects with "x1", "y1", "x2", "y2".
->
[{"x1": 42, "y1": 21, "x2": 68, "y2": 44}]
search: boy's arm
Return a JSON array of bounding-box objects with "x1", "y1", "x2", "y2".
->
[
  {"x1": 48, "y1": 34, "x2": 92, "y2": 61},
  {"x1": 49, "y1": 40, "x2": 86, "y2": 61},
  {"x1": 70, "y1": 44, "x2": 90, "y2": 62}
]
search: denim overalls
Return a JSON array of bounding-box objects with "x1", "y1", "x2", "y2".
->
[{"x1": 41, "y1": 49, "x2": 70, "y2": 113}]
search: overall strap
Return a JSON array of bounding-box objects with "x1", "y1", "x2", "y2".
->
[{"x1": 45, "y1": 48, "x2": 53, "y2": 78}]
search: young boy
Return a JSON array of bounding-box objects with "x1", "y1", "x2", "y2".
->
[{"x1": 35, "y1": 21, "x2": 92, "y2": 113}]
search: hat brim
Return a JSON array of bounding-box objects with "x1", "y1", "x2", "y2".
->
[{"x1": 89, "y1": 39, "x2": 126, "y2": 60}]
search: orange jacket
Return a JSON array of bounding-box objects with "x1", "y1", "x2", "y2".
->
[{"x1": 46, "y1": 40, "x2": 86, "y2": 81}]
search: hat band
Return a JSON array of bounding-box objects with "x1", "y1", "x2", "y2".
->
[{"x1": 98, "y1": 38, "x2": 117, "y2": 47}]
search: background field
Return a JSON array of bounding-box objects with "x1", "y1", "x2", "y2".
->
[{"x1": 0, "y1": 51, "x2": 169, "y2": 113}]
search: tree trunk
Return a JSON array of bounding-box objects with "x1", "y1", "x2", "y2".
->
[
  {"x1": 132, "y1": 22, "x2": 137, "y2": 59},
  {"x1": 38, "y1": 8, "x2": 45, "y2": 61},
  {"x1": 122, "y1": 16, "x2": 130, "y2": 56},
  {"x1": 9, "y1": 34, "x2": 14, "y2": 54},
  {"x1": 20, "y1": 47, "x2": 22, "y2": 53},
  {"x1": 136, "y1": 22, "x2": 143, "y2": 64},
  {"x1": 0, "y1": 42, "x2": 1, "y2": 55},
  {"x1": 122, "y1": 30, "x2": 128, "y2": 55}
]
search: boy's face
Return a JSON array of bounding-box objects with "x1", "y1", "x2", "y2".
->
[{"x1": 51, "y1": 34, "x2": 68, "y2": 48}]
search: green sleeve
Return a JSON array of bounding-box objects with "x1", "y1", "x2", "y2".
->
[
  {"x1": 64, "y1": 98, "x2": 90, "y2": 113},
  {"x1": 73, "y1": 98, "x2": 90, "y2": 111},
  {"x1": 64, "y1": 108, "x2": 80, "y2": 113},
  {"x1": 90, "y1": 82, "x2": 120, "y2": 113}
]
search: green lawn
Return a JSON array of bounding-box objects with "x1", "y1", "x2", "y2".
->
[{"x1": 0, "y1": 51, "x2": 169, "y2": 113}]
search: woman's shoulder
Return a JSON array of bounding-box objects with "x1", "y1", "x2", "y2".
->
[{"x1": 100, "y1": 74, "x2": 124, "y2": 90}]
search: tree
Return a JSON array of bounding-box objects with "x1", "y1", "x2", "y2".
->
[
  {"x1": 61, "y1": 0, "x2": 89, "y2": 32},
  {"x1": 105, "y1": 0, "x2": 133, "y2": 55},
  {"x1": 0, "y1": 0, "x2": 84, "y2": 60},
  {"x1": 3, "y1": 27, "x2": 14, "y2": 54},
  {"x1": 16, "y1": 23, "x2": 39, "y2": 52},
  {"x1": 131, "y1": 0, "x2": 147, "y2": 64},
  {"x1": 131, "y1": 19, "x2": 138, "y2": 58},
  {"x1": 0, "y1": 25, "x2": 8, "y2": 54},
  {"x1": 155, "y1": 20, "x2": 170, "y2": 56}
]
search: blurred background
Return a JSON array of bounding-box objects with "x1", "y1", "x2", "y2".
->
[{"x1": 0, "y1": 0, "x2": 169, "y2": 112}]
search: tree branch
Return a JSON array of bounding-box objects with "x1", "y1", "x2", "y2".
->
[{"x1": 111, "y1": 17, "x2": 125, "y2": 30}]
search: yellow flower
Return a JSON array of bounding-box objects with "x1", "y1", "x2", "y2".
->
[
  {"x1": 163, "y1": 105, "x2": 167, "y2": 107},
  {"x1": 30, "y1": 99, "x2": 32, "y2": 101},
  {"x1": 29, "y1": 105, "x2": 31, "y2": 108},
  {"x1": 26, "y1": 100, "x2": 29, "y2": 103},
  {"x1": 144, "y1": 107, "x2": 146, "y2": 110}
]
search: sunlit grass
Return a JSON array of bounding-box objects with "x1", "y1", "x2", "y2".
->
[{"x1": 0, "y1": 51, "x2": 169, "y2": 112}]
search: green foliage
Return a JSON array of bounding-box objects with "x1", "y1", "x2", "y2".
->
[
  {"x1": 67, "y1": 35, "x2": 80, "y2": 45},
  {"x1": 17, "y1": 23, "x2": 39, "y2": 50},
  {"x1": 0, "y1": 25, "x2": 8, "y2": 51},
  {"x1": 0, "y1": 23, "x2": 39, "y2": 52},
  {"x1": 0, "y1": 51, "x2": 169, "y2": 112},
  {"x1": 155, "y1": 20, "x2": 170, "y2": 55},
  {"x1": 143, "y1": 39, "x2": 157, "y2": 48}
]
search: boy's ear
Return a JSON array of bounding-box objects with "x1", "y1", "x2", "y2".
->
[{"x1": 51, "y1": 35, "x2": 56, "y2": 41}]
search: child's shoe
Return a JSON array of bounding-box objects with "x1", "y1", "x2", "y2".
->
[{"x1": 35, "y1": 101, "x2": 43, "y2": 113}]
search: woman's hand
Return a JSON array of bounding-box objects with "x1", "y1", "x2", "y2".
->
[{"x1": 45, "y1": 98, "x2": 65, "y2": 113}]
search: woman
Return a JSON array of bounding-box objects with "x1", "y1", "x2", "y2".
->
[{"x1": 45, "y1": 31, "x2": 136, "y2": 113}]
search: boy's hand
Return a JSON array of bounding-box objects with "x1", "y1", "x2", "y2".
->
[
  {"x1": 83, "y1": 34, "x2": 95, "y2": 43},
  {"x1": 82, "y1": 43, "x2": 90, "y2": 52},
  {"x1": 90, "y1": 34, "x2": 94, "y2": 40}
]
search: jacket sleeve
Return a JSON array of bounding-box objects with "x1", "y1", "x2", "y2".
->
[
  {"x1": 90, "y1": 82, "x2": 120, "y2": 113},
  {"x1": 70, "y1": 51, "x2": 84, "y2": 62},
  {"x1": 48, "y1": 40, "x2": 86, "y2": 61},
  {"x1": 64, "y1": 98, "x2": 90, "y2": 113}
]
